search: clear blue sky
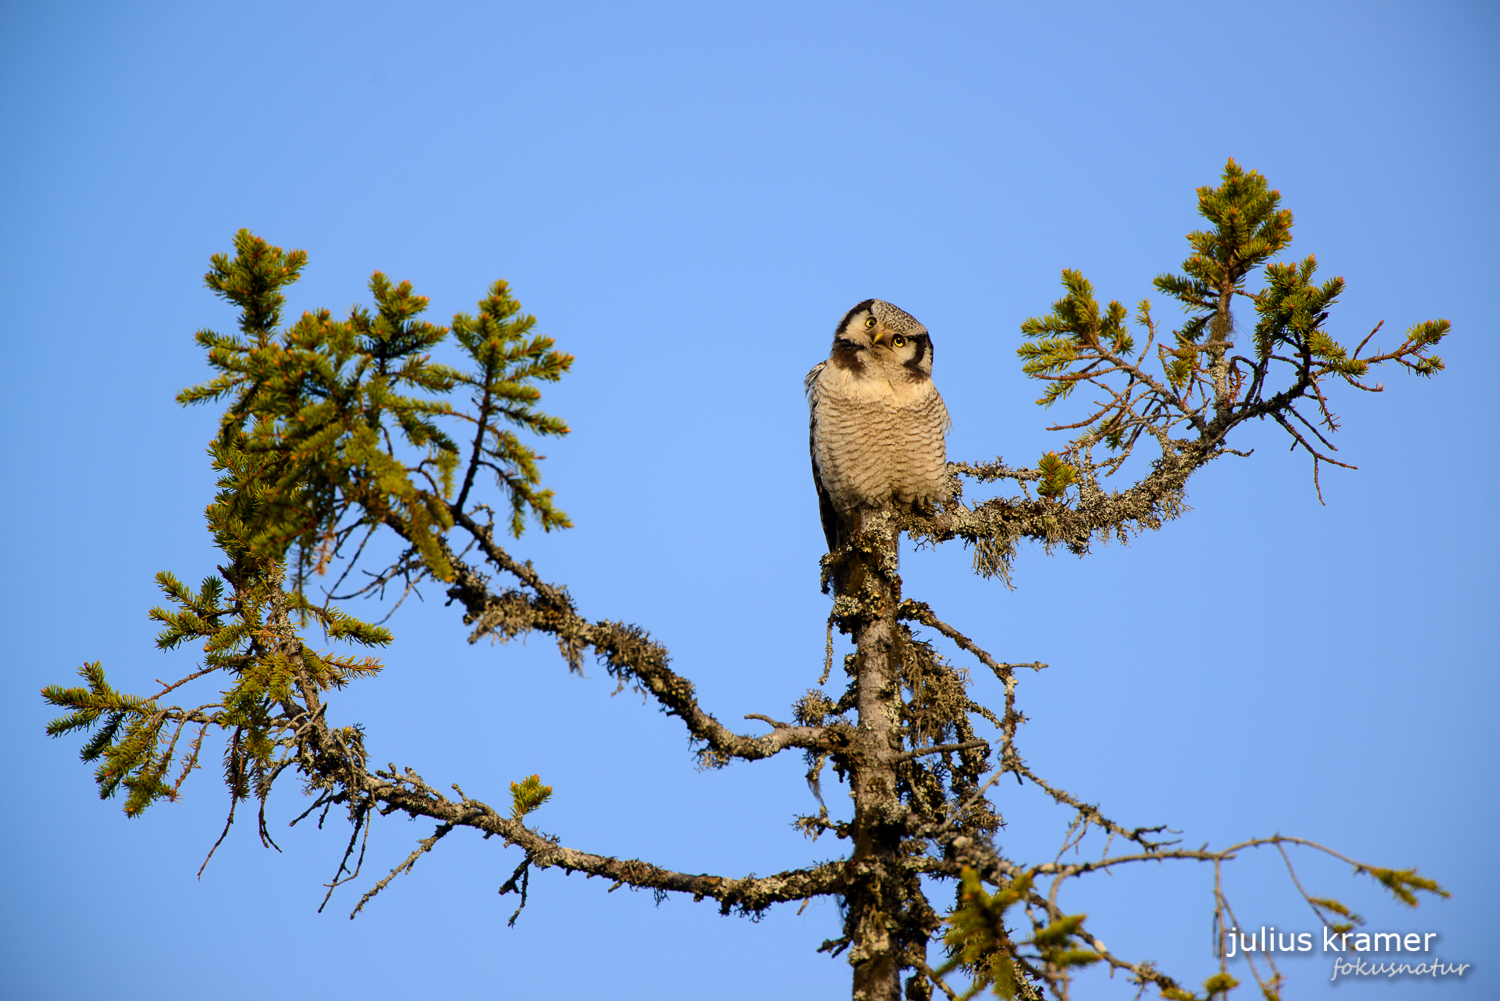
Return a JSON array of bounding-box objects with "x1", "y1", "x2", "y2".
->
[{"x1": 2, "y1": 2, "x2": 1495, "y2": 998}]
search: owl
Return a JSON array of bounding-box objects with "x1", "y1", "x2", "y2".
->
[{"x1": 805, "y1": 299, "x2": 951, "y2": 552}]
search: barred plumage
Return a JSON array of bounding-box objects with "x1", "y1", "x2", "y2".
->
[{"x1": 806, "y1": 299, "x2": 950, "y2": 551}]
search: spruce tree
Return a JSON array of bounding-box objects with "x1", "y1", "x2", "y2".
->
[{"x1": 46, "y1": 161, "x2": 1450, "y2": 1000}]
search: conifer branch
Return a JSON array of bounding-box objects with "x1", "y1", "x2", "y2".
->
[
  {"x1": 435, "y1": 509, "x2": 836, "y2": 765},
  {"x1": 916, "y1": 161, "x2": 1450, "y2": 585},
  {"x1": 349, "y1": 822, "x2": 453, "y2": 919},
  {"x1": 280, "y1": 685, "x2": 849, "y2": 915},
  {"x1": 888, "y1": 740, "x2": 990, "y2": 763}
]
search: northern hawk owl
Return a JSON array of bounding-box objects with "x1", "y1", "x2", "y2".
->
[{"x1": 805, "y1": 299, "x2": 950, "y2": 551}]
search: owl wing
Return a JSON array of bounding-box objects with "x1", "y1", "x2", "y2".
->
[
  {"x1": 805, "y1": 362, "x2": 845, "y2": 552},
  {"x1": 813, "y1": 454, "x2": 843, "y2": 553},
  {"x1": 919, "y1": 389, "x2": 952, "y2": 510}
]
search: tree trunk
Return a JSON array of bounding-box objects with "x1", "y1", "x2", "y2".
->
[{"x1": 843, "y1": 508, "x2": 906, "y2": 1001}]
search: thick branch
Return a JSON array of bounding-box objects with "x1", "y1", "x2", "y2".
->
[
  {"x1": 394, "y1": 508, "x2": 839, "y2": 766},
  {"x1": 908, "y1": 440, "x2": 1199, "y2": 563},
  {"x1": 340, "y1": 753, "x2": 844, "y2": 913}
]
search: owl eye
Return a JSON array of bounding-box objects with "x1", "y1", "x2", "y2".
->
[
  {"x1": 892, "y1": 335, "x2": 907, "y2": 348},
  {"x1": 864, "y1": 316, "x2": 877, "y2": 329}
]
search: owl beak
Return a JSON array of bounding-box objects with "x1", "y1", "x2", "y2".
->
[{"x1": 869, "y1": 329, "x2": 890, "y2": 349}]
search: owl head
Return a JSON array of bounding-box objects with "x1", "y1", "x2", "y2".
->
[{"x1": 830, "y1": 299, "x2": 934, "y2": 380}]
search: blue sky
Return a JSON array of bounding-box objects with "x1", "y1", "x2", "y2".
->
[{"x1": 2, "y1": 2, "x2": 1495, "y2": 998}]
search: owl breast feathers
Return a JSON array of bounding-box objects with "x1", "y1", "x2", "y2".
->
[{"x1": 805, "y1": 299, "x2": 951, "y2": 551}]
